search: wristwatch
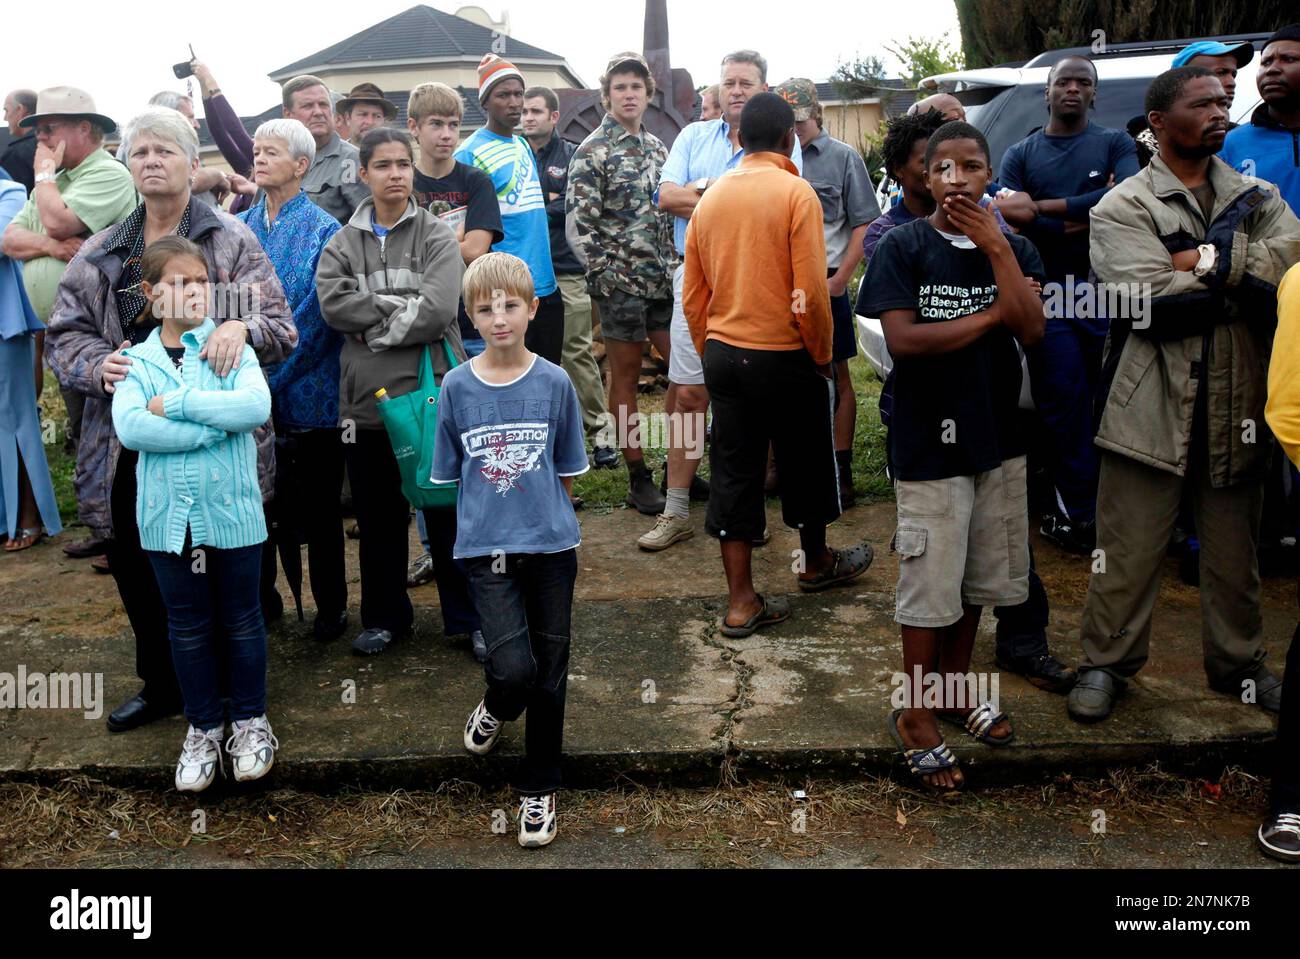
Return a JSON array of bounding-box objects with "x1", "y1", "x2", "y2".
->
[
  {"x1": 1193, "y1": 243, "x2": 1218, "y2": 277},
  {"x1": 693, "y1": 177, "x2": 710, "y2": 193},
  {"x1": 34, "y1": 171, "x2": 56, "y2": 185}
]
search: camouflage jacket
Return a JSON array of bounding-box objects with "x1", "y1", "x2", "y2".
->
[{"x1": 565, "y1": 114, "x2": 677, "y2": 301}]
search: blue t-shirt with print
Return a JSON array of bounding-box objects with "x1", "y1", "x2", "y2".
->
[
  {"x1": 455, "y1": 129, "x2": 557, "y2": 297},
  {"x1": 431, "y1": 355, "x2": 588, "y2": 559}
]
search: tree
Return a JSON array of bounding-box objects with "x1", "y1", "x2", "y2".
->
[
  {"x1": 885, "y1": 35, "x2": 966, "y2": 86},
  {"x1": 955, "y1": 0, "x2": 1293, "y2": 69},
  {"x1": 830, "y1": 54, "x2": 890, "y2": 102}
]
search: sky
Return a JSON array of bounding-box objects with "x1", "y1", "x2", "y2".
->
[{"x1": 2, "y1": 0, "x2": 964, "y2": 127}]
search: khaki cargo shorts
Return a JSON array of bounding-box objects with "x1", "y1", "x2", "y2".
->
[{"x1": 892, "y1": 456, "x2": 1031, "y2": 628}]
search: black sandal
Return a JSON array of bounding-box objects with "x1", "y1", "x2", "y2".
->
[
  {"x1": 887, "y1": 709, "x2": 963, "y2": 794},
  {"x1": 798, "y1": 542, "x2": 873, "y2": 592},
  {"x1": 937, "y1": 702, "x2": 1015, "y2": 747},
  {"x1": 719, "y1": 594, "x2": 792, "y2": 638}
]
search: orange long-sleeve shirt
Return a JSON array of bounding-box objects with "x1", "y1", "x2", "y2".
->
[{"x1": 682, "y1": 151, "x2": 833, "y2": 365}]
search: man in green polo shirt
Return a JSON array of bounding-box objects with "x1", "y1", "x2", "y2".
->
[{"x1": 1, "y1": 86, "x2": 136, "y2": 557}]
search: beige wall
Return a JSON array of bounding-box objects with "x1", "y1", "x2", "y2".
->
[{"x1": 822, "y1": 102, "x2": 885, "y2": 152}]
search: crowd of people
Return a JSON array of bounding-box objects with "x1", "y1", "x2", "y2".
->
[{"x1": 1, "y1": 24, "x2": 1300, "y2": 858}]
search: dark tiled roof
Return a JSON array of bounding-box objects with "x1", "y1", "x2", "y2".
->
[
  {"x1": 271, "y1": 5, "x2": 566, "y2": 78},
  {"x1": 816, "y1": 77, "x2": 913, "y2": 104},
  {"x1": 195, "y1": 87, "x2": 488, "y2": 150}
]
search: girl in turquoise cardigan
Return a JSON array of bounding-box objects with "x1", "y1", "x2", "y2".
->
[{"x1": 111, "y1": 236, "x2": 277, "y2": 794}]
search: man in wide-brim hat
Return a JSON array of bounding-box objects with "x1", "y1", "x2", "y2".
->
[
  {"x1": 336, "y1": 82, "x2": 397, "y2": 146},
  {"x1": 1, "y1": 86, "x2": 137, "y2": 558}
]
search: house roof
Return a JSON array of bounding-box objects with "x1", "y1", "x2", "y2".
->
[
  {"x1": 192, "y1": 87, "x2": 488, "y2": 152},
  {"x1": 815, "y1": 79, "x2": 917, "y2": 118},
  {"x1": 271, "y1": 4, "x2": 570, "y2": 80}
]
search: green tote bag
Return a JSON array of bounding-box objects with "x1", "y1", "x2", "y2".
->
[{"x1": 376, "y1": 340, "x2": 460, "y2": 510}]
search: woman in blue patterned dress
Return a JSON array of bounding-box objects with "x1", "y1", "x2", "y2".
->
[{"x1": 234, "y1": 120, "x2": 348, "y2": 640}]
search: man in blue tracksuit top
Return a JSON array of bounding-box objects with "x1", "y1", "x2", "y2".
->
[
  {"x1": 999, "y1": 55, "x2": 1139, "y2": 554},
  {"x1": 1221, "y1": 25, "x2": 1300, "y2": 219}
]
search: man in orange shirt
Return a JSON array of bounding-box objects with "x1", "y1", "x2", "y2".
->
[{"x1": 683, "y1": 92, "x2": 872, "y2": 638}]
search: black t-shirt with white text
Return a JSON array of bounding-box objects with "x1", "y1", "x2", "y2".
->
[
  {"x1": 860, "y1": 217, "x2": 1045, "y2": 481},
  {"x1": 412, "y1": 161, "x2": 504, "y2": 340}
]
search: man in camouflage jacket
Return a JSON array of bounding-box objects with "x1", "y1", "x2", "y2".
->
[{"x1": 565, "y1": 52, "x2": 679, "y2": 527}]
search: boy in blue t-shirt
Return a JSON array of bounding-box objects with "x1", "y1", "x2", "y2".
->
[{"x1": 431, "y1": 252, "x2": 588, "y2": 849}]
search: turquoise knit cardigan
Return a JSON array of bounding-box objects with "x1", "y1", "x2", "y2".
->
[{"x1": 111, "y1": 319, "x2": 271, "y2": 555}]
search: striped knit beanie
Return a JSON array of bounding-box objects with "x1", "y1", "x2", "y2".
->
[{"x1": 478, "y1": 54, "x2": 524, "y2": 102}]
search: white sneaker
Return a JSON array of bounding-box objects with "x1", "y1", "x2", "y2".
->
[
  {"x1": 464, "y1": 699, "x2": 502, "y2": 756},
  {"x1": 175, "y1": 724, "x2": 224, "y2": 793},
  {"x1": 637, "y1": 513, "x2": 694, "y2": 552},
  {"x1": 226, "y1": 715, "x2": 279, "y2": 783},
  {"x1": 518, "y1": 794, "x2": 558, "y2": 848}
]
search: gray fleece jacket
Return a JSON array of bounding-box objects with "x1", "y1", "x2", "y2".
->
[{"x1": 316, "y1": 196, "x2": 467, "y2": 431}]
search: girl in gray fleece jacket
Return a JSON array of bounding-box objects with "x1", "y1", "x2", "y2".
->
[{"x1": 316, "y1": 127, "x2": 479, "y2": 656}]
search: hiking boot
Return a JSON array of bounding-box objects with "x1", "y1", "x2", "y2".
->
[
  {"x1": 1039, "y1": 513, "x2": 1096, "y2": 555},
  {"x1": 997, "y1": 651, "x2": 1078, "y2": 694},
  {"x1": 593, "y1": 445, "x2": 620, "y2": 470},
  {"x1": 626, "y1": 464, "x2": 666, "y2": 516},
  {"x1": 638, "y1": 513, "x2": 695, "y2": 552}
]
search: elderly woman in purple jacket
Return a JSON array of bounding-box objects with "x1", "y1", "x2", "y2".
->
[{"x1": 46, "y1": 107, "x2": 295, "y2": 734}]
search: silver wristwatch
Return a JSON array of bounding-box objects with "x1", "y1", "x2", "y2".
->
[{"x1": 1193, "y1": 243, "x2": 1217, "y2": 277}]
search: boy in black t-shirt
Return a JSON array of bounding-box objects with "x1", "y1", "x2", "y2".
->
[
  {"x1": 405, "y1": 83, "x2": 507, "y2": 602},
  {"x1": 407, "y1": 83, "x2": 504, "y2": 354},
  {"x1": 861, "y1": 122, "x2": 1046, "y2": 794}
]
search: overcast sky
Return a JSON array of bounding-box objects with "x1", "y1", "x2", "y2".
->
[{"x1": 3, "y1": 0, "x2": 963, "y2": 126}]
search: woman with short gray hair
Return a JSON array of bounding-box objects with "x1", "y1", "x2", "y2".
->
[
  {"x1": 234, "y1": 117, "x2": 350, "y2": 642},
  {"x1": 120, "y1": 101, "x2": 230, "y2": 207}
]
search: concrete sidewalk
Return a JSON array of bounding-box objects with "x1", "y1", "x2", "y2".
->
[{"x1": 0, "y1": 503, "x2": 1289, "y2": 791}]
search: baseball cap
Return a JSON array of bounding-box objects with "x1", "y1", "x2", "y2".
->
[
  {"x1": 774, "y1": 78, "x2": 819, "y2": 122},
  {"x1": 1172, "y1": 40, "x2": 1254, "y2": 69},
  {"x1": 604, "y1": 51, "x2": 652, "y2": 78}
]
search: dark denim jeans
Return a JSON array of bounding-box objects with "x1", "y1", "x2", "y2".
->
[
  {"x1": 466, "y1": 549, "x2": 577, "y2": 795},
  {"x1": 147, "y1": 543, "x2": 267, "y2": 732}
]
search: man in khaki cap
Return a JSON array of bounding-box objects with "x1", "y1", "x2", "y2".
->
[{"x1": 0, "y1": 86, "x2": 137, "y2": 558}]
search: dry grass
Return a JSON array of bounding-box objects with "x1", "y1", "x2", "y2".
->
[{"x1": 0, "y1": 764, "x2": 1268, "y2": 869}]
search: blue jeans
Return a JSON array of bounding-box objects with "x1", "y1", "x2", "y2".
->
[
  {"x1": 147, "y1": 543, "x2": 267, "y2": 732},
  {"x1": 466, "y1": 549, "x2": 577, "y2": 795}
]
